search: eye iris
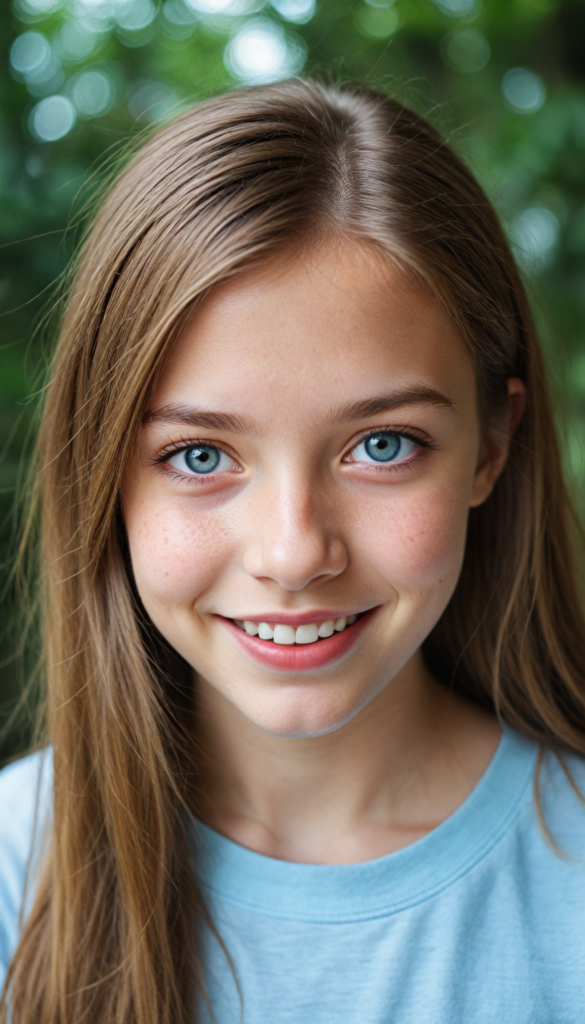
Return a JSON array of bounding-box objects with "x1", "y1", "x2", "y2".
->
[
  {"x1": 365, "y1": 433, "x2": 400, "y2": 462},
  {"x1": 185, "y1": 446, "x2": 220, "y2": 474}
]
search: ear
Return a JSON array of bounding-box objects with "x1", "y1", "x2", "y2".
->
[{"x1": 469, "y1": 378, "x2": 526, "y2": 508}]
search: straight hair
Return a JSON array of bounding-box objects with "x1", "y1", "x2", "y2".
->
[{"x1": 3, "y1": 79, "x2": 585, "y2": 1024}]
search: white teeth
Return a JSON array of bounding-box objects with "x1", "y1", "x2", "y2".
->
[
  {"x1": 295, "y1": 623, "x2": 319, "y2": 644},
  {"x1": 273, "y1": 624, "x2": 296, "y2": 645},
  {"x1": 236, "y1": 615, "x2": 359, "y2": 644}
]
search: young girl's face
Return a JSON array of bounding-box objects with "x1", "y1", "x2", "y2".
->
[{"x1": 122, "y1": 242, "x2": 505, "y2": 738}]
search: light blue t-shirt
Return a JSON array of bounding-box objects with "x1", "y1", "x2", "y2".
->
[{"x1": 1, "y1": 729, "x2": 585, "y2": 1022}]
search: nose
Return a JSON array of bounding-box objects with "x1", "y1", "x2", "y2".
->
[{"x1": 243, "y1": 479, "x2": 348, "y2": 591}]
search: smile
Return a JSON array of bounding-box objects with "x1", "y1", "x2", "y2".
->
[
  {"x1": 219, "y1": 609, "x2": 376, "y2": 672},
  {"x1": 232, "y1": 615, "x2": 359, "y2": 645}
]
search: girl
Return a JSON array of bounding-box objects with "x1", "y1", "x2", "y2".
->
[{"x1": 1, "y1": 79, "x2": 584, "y2": 1024}]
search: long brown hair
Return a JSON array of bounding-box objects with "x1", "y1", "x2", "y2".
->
[{"x1": 3, "y1": 79, "x2": 585, "y2": 1024}]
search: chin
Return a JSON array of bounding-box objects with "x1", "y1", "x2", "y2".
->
[{"x1": 239, "y1": 690, "x2": 362, "y2": 740}]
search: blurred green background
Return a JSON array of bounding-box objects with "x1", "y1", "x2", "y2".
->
[{"x1": 1, "y1": 0, "x2": 584, "y2": 760}]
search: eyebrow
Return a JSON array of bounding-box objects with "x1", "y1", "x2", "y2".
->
[
  {"x1": 331, "y1": 387, "x2": 455, "y2": 424},
  {"x1": 143, "y1": 387, "x2": 455, "y2": 435},
  {"x1": 142, "y1": 404, "x2": 258, "y2": 434}
]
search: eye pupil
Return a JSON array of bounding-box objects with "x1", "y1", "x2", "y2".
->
[
  {"x1": 364, "y1": 433, "x2": 400, "y2": 462},
  {"x1": 185, "y1": 446, "x2": 220, "y2": 474}
]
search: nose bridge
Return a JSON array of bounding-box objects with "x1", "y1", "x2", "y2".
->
[{"x1": 244, "y1": 462, "x2": 346, "y2": 590}]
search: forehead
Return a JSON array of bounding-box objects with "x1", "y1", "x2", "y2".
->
[{"x1": 151, "y1": 242, "x2": 476, "y2": 422}]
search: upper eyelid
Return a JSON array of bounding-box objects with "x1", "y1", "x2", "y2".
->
[
  {"x1": 345, "y1": 425, "x2": 436, "y2": 455},
  {"x1": 154, "y1": 437, "x2": 237, "y2": 464}
]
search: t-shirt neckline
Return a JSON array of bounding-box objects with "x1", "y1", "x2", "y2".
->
[{"x1": 190, "y1": 726, "x2": 537, "y2": 923}]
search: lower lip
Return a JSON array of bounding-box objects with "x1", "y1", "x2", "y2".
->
[{"x1": 219, "y1": 610, "x2": 376, "y2": 672}]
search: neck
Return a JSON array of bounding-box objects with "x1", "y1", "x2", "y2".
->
[{"x1": 193, "y1": 652, "x2": 500, "y2": 865}]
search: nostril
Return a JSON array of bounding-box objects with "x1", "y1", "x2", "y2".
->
[{"x1": 243, "y1": 534, "x2": 348, "y2": 591}]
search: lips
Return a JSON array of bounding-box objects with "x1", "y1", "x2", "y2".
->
[{"x1": 219, "y1": 608, "x2": 376, "y2": 672}]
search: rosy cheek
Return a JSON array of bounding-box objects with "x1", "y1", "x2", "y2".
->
[
  {"x1": 126, "y1": 500, "x2": 231, "y2": 609},
  {"x1": 353, "y1": 488, "x2": 468, "y2": 590}
]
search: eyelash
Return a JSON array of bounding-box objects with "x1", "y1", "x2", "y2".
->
[
  {"x1": 153, "y1": 437, "x2": 239, "y2": 483},
  {"x1": 343, "y1": 426, "x2": 437, "y2": 473},
  {"x1": 153, "y1": 427, "x2": 437, "y2": 481}
]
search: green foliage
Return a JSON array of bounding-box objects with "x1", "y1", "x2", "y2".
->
[{"x1": 1, "y1": 0, "x2": 584, "y2": 757}]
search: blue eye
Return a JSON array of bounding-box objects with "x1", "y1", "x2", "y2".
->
[
  {"x1": 167, "y1": 445, "x2": 233, "y2": 476},
  {"x1": 351, "y1": 432, "x2": 416, "y2": 464}
]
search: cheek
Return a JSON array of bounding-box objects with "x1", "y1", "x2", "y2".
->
[
  {"x1": 124, "y1": 498, "x2": 231, "y2": 610},
  {"x1": 353, "y1": 483, "x2": 469, "y2": 592}
]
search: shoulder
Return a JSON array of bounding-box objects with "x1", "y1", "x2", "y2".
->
[
  {"x1": 0, "y1": 747, "x2": 52, "y2": 804},
  {"x1": 501, "y1": 737, "x2": 585, "y2": 918},
  {"x1": 537, "y1": 746, "x2": 585, "y2": 852},
  {"x1": 0, "y1": 748, "x2": 53, "y2": 854},
  {"x1": 491, "y1": 729, "x2": 585, "y2": 849},
  {"x1": 0, "y1": 749, "x2": 52, "y2": 979}
]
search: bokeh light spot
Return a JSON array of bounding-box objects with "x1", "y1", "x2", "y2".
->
[
  {"x1": 72, "y1": 0, "x2": 117, "y2": 34},
  {"x1": 25, "y1": 155, "x2": 44, "y2": 178},
  {"x1": 161, "y1": 0, "x2": 198, "y2": 37},
  {"x1": 441, "y1": 29, "x2": 490, "y2": 72},
  {"x1": 433, "y1": 0, "x2": 479, "y2": 17},
  {"x1": 55, "y1": 22, "x2": 100, "y2": 62},
  {"x1": 502, "y1": 67, "x2": 546, "y2": 113},
  {"x1": 128, "y1": 79, "x2": 179, "y2": 122},
  {"x1": 11, "y1": 32, "x2": 64, "y2": 97},
  {"x1": 512, "y1": 206, "x2": 559, "y2": 271},
  {"x1": 114, "y1": 0, "x2": 157, "y2": 30},
  {"x1": 10, "y1": 31, "x2": 51, "y2": 76},
  {"x1": 184, "y1": 0, "x2": 235, "y2": 11},
  {"x1": 71, "y1": 69, "x2": 114, "y2": 116},
  {"x1": 271, "y1": 0, "x2": 316, "y2": 24},
  {"x1": 355, "y1": 2, "x2": 399, "y2": 38},
  {"x1": 224, "y1": 19, "x2": 306, "y2": 84},
  {"x1": 14, "y1": 0, "x2": 64, "y2": 18},
  {"x1": 29, "y1": 94, "x2": 76, "y2": 142}
]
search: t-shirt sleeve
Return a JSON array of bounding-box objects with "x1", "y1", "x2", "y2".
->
[{"x1": 0, "y1": 750, "x2": 52, "y2": 991}]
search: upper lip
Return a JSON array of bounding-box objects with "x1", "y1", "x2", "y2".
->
[{"x1": 218, "y1": 607, "x2": 377, "y2": 627}]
